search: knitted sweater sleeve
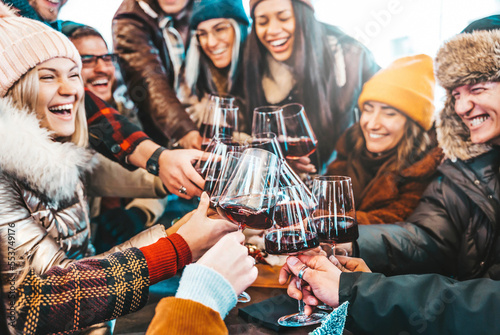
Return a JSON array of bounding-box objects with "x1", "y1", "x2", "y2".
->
[{"x1": 13, "y1": 248, "x2": 149, "y2": 335}]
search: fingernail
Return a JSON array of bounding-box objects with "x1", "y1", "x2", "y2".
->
[
  {"x1": 288, "y1": 257, "x2": 298, "y2": 266},
  {"x1": 329, "y1": 255, "x2": 338, "y2": 265}
]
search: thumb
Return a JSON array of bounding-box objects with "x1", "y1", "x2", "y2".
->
[{"x1": 195, "y1": 192, "x2": 210, "y2": 216}]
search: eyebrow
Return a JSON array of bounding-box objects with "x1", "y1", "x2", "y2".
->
[{"x1": 38, "y1": 65, "x2": 79, "y2": 72}]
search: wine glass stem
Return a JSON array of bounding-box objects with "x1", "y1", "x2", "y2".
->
[{"x1": 296, "y1": 278, "x2": 306, "y2": 317}]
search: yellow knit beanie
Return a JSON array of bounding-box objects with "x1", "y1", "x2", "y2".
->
[
  {"x1": 358, "y1": 54, "x2": 435, "y2": 131},
  {"x1": 0, "y1": 4, "x2": 81, "y2": 97}
]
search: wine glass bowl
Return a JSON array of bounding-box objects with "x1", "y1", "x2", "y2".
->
[
  {"x1": 312, "y1": 176, "x2": 359, "y2": 245},
  {"x1": 217, "y1": 148, "x2": 281, "y2": 230},
  {"x1": 251, "y1": 105, "x2": 285, "y2": 136},
  {"x1": 278, "y1": 103, "x2": 318, "y2": 160},
  {"x1": 200, "y1": 94, "x2": 237, "y2": 150}
]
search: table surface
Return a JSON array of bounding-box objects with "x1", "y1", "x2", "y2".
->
[{"x1": 113, "y1": 276, "x2": 320, "y2": 335}]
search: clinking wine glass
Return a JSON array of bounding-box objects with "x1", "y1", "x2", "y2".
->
[
  {"x1": 217, "y1": 148, "x2": 280, "y2": 231},
  {"x1": 278, "y1": 103, "x2": 318, "y2": 160},
  {"x1": 251, "y1": 105, "x2": 285, "y2": 136},
  {"x1": 200, "y1": 94, "x2": 237, "y2": 150},
  {"x1": 264, "y1": 185, "x2": 327, "y2": 327},
  {"x1": 194, "y1": 135, "x2": 246, "y2": 197},
  {"x1": 311, "y1": 176, "x2": 359, "y2": 310}
]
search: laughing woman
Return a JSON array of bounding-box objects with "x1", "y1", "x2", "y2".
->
[
  {"x1": 182, "y1": 0, "x2": 250, "y2": 130},
  {"x1": 244, "y1": 0, "x2": 379, "y2": 171},
  {"x1": 326, "y1": 55, "x2": 444, "y2": 225},
  {"x1": 0, "y1": 7, "x2": 235, "y2": 334}
]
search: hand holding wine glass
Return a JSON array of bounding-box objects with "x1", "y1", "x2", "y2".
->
[{"x1": 264, "y1": 185, "x2": 326, "y2": 327}]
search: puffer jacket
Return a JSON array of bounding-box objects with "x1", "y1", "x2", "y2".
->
[
  {"x1": 337, "y1": 97, "x2": 500, "y2": 333},
  {"x1": 327, "y1": 125, "x2": 444, "y2": 225},
  {"x1": 0, "y1": 98, "x2": 166, "y2": 286},
  {"x1": 113, "y1": 0, "x2": 198, "y2": 146}
]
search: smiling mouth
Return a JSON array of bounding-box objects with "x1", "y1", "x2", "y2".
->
[
  {"x1": 469, "y1": 115, "x2": 489, "y2": 127},
  {"x1": 91, "y1": 78, "x2": 109, "y2": 87},
  {"x1": 269, "y1": 38, "x2": 288, "y2": 47},
  {"x1": 46, "y1": 0, "x2": 60, "y2": 4},
  {"x1": 48, "y1": 103, "x2": 73, "y2": 115},
  {"x1": 211, "y1": 48, "x2": 227, "y2": 56},
  {"x1": 368, "y1": 133, "x2": 386, "y2": 139}
]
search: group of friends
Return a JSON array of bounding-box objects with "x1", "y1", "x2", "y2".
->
[{"x1": 0, "y1": 0, "x2": 499, "y2": 334}]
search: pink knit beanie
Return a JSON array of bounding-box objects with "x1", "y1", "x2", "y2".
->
[{"x1": 0, "y1": 4, "x2": 81, "y2": 97}]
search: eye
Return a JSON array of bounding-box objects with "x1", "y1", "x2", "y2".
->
[
  {"x1": 39, "y1": 74, "x2": 54, "y2": 80},
  {"x1": 256, "y1": 17, "x2": 269, "y2": 26},
  {"x1": 471, "y1": 87, "x2": 485, "y2": 94}
]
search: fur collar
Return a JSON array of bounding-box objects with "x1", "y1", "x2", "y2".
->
[
  {"x1": 0, "y1": 98, "x2": 93, "y2": 205},
  {"x1": 436, "y1": 97, "x2": 491, "y2": 162}
]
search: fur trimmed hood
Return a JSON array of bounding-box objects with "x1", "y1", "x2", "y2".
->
[
  {"x1": 435, "y1": 30, "x2": 500, "y2": 161},
  {"x1": 0, "y1": 98, "x2": 93, "y2": 205}
]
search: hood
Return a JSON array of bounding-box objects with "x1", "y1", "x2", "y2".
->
[
  {"x1": 434, "y1": 30, "x2": 500, "y2": 161},
  {"x1": 0, "y1": 98, "x2": 93, "y2": 205}
]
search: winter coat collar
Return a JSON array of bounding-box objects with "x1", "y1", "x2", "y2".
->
[
  {"x1": 436, "y1": 97, "x2": 492, "y2": 162},
  {"x1": 0, "y1": 98, "x2": 93, "y2": 206}
]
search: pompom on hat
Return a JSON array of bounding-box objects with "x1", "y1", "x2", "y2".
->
[
  {"x1": 0, "y1": 3, "x2": 81, "y2": 97},
  {"x1": 358, "y1": 54, "x2": 435, "y2": 131},
  {"x1": 249, "y1": 0, "x2": 314, "y2": 16}
]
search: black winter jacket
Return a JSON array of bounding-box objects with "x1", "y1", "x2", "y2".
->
[{"x1": 340, "y1": 148, "x2": 500, "y2": 334}]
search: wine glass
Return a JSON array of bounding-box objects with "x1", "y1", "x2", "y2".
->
[
  {"x1": 217, "y1": 148, "x2": 281, "y2": 231},
  {"x1": 311, "y1": 176, "x2": 359, "y2": 310},
  {"x1": 264, "y1": 185, "x2": 327, "y2": 327},
  {"x1": 251, "y1": 105, "x2": 285, "y2": 136},
  {"x1": 200, "y1": 94, "x2": 237, "y2": 150},
  {"x1": 244, "y1": 132, "x2": 284, "y2": 159},
  {"x1": 278, "y1": 103, "x2": 318, "y2": 160},
  {"x1": 194, "y1": 135, "x2": 246, "y2": 197}
]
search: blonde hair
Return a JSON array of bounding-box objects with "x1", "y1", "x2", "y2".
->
[
  {"x1": 6, "y1": 66, "x2": 88, "y2": 147},
  {"x1": 353, "y1": 116, "x2": 433, "y2": 172}
]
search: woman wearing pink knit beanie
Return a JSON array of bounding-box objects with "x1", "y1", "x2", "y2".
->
[
  {"x1": 326, "y1": 54, "x2": 444, "y2": 225},
  {"x1": 0, "y1": 4, "x2": 250, "y2": 335},
  {"x1": 243, "y1": 0, "x2": 380, "y2": 173}
]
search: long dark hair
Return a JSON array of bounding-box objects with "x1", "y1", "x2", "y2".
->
[{"x1": 244, "y1": 2, "x2": 341, "y2": 165}]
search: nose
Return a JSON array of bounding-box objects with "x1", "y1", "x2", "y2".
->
[
  {"x1": 454, "y1": 94, "x2": 474, "y2": 117},
  {"x1": 207, "y1": 31, "x2": 218, "y2": 48},
  {"x1": 58, "y1": 78, "x2": 79, "y2": 96},
  {"x1": 267, "y1": 18, "x2": 282, "y2": 35},
  {"x1": 365, "y1": 110, "x2": 382, "y2": 130}
]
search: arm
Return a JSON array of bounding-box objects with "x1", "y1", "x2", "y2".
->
[
  {"x1": 85, "y1": 90, "x2": 150, "y2": 169},
  {"x1": 112, "y1": 13, "x2": 198, "y2": 144},
  {"x1": 14, "y1": 248, "x2": 150, "y2": 335},
  {"x1": 357, "y1": 175, "x2": 467, "y2": 276},
  {"x1": 340, "y1": 272, "x2": 500, "y2": 335}
]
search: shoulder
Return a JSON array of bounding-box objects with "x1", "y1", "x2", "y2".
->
[{"x1": 400, "y1": 147, "x2": 444, "y2": 179}]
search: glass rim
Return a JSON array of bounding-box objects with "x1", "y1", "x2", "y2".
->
[
  {"x1": 281, "y1": 103, "x2": 305, "y2": 118},
  {"x1": 253, "y1": 105, "x2": 284, "y2": 115},
  {"x1": 314, "y1": 175, "x2": 352, "y2": 182},
  {"x1": 209, "y1": 93, "x2": 236, "y2": 101}
]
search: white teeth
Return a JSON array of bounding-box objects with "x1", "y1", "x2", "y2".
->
[
  {"x1": 47, "y1": 0, "x2": 60, "y2": 3},
  {"x1": 270, "y1": 38, "x2": 287, "y2": 47},
  {"x1": 49, "y1": 104, "x2": 73, "y2": 111},
  {"x1": 470, "y1": 116, "x2": 489, "y2": 127},
  {"x1": 212, "y1": 48, "x2": 227, "y2": 55},
  {"x1": 369, "y1": 133, "x2": 384, "y2": 139},
  {"x1": 91, "y1": 79, "x2": 108, "y2": 86}
]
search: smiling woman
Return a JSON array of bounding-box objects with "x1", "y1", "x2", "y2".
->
[{"x1": 326, "y1": 54, "x2": 444, "y2": 225}]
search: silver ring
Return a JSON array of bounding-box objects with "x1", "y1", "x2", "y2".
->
[
  {"x1": 298, "y1": 265, "x2": 309, "y2": 281},
  {"x1": 178, "y1": 186, "x2": 187, "y2": 195}
]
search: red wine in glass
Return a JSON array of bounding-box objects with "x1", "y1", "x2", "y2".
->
[
  {"x1": 200, "y1": 123, "x2": 234, "y2": 149},
  {"x1": 279, "y1": 137, "x2": 317, "y2": 160},
  {"x1": 313, "y1": 215, "x2": 359, "y2": 244},
  {"x1": 273, "y1": 200, "x2": 308, "y2": 228},
  {"x1": 265, "y1": 229, "x2": 319, "y2": 255},
  {"x1": 217, "y1": 195, "x2": 275, "y2": 230}
]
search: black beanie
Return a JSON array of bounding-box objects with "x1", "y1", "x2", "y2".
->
[
  {"x1": 190, "y1": 0, "x2": 250, "y2": 29},
  {"x1": 461, "y1": 15, "x2": 500, "y2": 33}
]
